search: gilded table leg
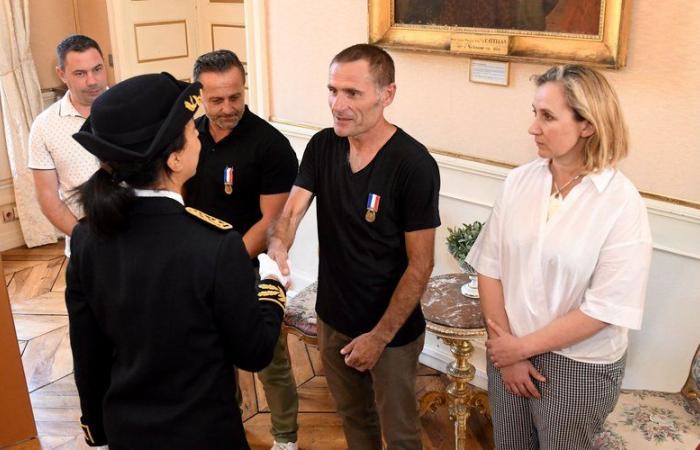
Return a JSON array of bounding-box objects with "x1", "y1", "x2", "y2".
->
[
  {"x1": 441, "y1": 337, "x2": 485, "y2": 450},
  {"x1": 419, "y1": 390, "x2": 447, "y2": 416}
]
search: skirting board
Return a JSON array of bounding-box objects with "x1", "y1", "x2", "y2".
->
[
  {"x1": 420, "y1": 332, "x2": 489, "y2": 390},
  {"x1": 0, "y1": 185, "x2": 23, "y2": 252}
]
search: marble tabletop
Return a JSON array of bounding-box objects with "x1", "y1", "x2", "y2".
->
[
  {"x1": 284, "y1": 273, "x2": 486, "y2": 338},
  {"x1": 420, "y1": 273, "x2": 485, "y2": 330}
]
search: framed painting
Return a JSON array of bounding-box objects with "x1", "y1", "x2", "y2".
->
[{"x1": 368, "y1": 0, "x2": 632, "y2": 68}]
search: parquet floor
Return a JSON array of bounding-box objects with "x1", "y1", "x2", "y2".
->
[{"x1": 2, "y1": 241, "x2": 493, "y2": 450}]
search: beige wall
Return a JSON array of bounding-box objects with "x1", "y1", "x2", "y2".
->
[
  {"x1": 267, "y1": 0, "x2": 700, "y2": 204},
  {"x1": 29, "y1": 0, "x2": 115, "y2": 89},
  {"x1": 75, "y1": 0, "x2": 114, "y2": 85},
  {"x1": 30, "y1": 0, "x2": 76, "y2": 88}
]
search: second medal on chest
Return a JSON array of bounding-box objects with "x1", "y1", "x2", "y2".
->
[{"x1": 223, "y1": 166, "x2": 234, "y2": 195}]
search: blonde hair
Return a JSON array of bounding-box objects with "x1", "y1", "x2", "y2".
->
[{"x1": 534, "y1": 65, "x2": 628, "y2": 172}]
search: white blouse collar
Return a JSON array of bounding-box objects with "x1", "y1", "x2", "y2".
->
[{"x1": 538, "y1": 158, "x2": 616, "y2": 193}]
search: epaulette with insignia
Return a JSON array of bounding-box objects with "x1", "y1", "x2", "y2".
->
[
  {"x1": 185, "y1": 207, "x2": 232, "y2": 230},
  {"x1": 257, "y1": 279, "x2": 287, "y2": 312}
]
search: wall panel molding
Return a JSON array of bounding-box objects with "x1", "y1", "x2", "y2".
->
[
  {"x1": 210, "y1": 24, "x2": 246, "y2": 58},
  {"x1": 272, "y1": 120, "x2": 700, "y2": 230},
  {"x1": 134, "y1": 20, "x2": 189, "y2": 63},
  {"x1": 273, "y1": 119, "x2": 700, "y2": 392}
]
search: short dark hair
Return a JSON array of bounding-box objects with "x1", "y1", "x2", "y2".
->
[
  {"x1": 56, "y1": 35, "x2": 102, "y2": 69},
  {"x1": 192, "y1": 49, "x2": 246, "y2": 82},
  {"x1": 331, "y1": 44, "x2": 395, "y2": 88}
]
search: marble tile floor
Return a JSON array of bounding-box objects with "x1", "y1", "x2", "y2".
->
[{"x1": 3, "y1": 241, "x2": 494, "y2": 450}]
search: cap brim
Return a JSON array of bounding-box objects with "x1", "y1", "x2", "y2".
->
[
  {"x1": 73, "y1": 117, "x2": 151, "y2": 162},
  {"x1": 72, "y1": 75, "x2": 202, "y2": 163}
]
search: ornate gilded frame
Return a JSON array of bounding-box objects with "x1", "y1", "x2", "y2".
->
[{"x1": 368, "y1": 0, "x2": 632, "y2": 68}]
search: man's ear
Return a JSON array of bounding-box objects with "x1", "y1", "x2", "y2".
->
[
  {"x1": 56, "y1": 66, "x2": 66, "y2": 84},
  {"x1": 381, "y1": 82, "x2": 396, "y2": 108}
]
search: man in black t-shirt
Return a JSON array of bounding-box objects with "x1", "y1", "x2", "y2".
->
[
  {"x1": 269, "y1": 44, "x2": 440, "y2": 450},
  {"x1": 185, "y1": 50, "x2": 300, "y2": 450}
]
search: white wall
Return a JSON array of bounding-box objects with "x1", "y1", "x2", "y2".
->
[
  {"x1": 266, "y1": 1, "x2": 700, "y2": 204},
  {"x1": 276, "y1": 122, "x2": 700, "y2": 393},
  {"x1": 262, "y1": 0, "x2": 700, "y2": 392}
]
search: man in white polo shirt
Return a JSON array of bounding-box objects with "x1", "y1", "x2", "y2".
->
[{"x1": 28, "y1": 35, "x2": 108, "y2": 255}]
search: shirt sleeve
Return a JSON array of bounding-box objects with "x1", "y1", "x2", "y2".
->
[
  {"x1": 260, "y1": 133, "x2": 299, "y2": 195},
  {"x1": 400, "y1": 156, "x2": 441, "y2": 232},
  {"x1": 27, "y1": 119, "x2": 56, "y2": 170},
  {"x1": 65, "y1": 224, "x2": 110, "y2": 446},
  {"x1": 293, "y1": 132, "x2": 319, "y2": 194},
  {"x1": 465, "y1": 185, "x2": 505, "y2": 279},
  {"x1": 580, "y1": 195, "x2": 652, "y2": 330},
  {"x1": 212, "y1": 232, "x2": 283, "y2": 372}
]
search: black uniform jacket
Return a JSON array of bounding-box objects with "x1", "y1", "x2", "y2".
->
[{"x1": 66, "y1": 196, "x2": 283, "y2": 449}]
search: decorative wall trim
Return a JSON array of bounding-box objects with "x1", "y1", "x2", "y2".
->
[
  {"x1": 134, "y1": 20, "x2": 189, "y2": 63},
  {"x1": 272, "y1": 119, "x2": 700, "y2": 227},
  {"x1": 272, "y1": 119, "x2": 700, "y2": 391},
  {"x1": 245, "y1": 0, "x2": 271, "y2": 118},
  {"x1": 271, "y1": 118, "x2": 700, "y2": 210},
  {"x1": 210, "y1": 24, "x2": 246, "y2": 56}
]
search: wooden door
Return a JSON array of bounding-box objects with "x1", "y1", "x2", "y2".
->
[
  {"x1": 105, "y1": 0, "x2": 199, "y2": 81},
  {"x1": 0, "y1": 256, "x2": 37, "y2": 447},
  {"x1": 105, "y1": 0, "x2": 268, "y2": 116},
  {"x1": 195, "y1": 0, "x2": 249, "y2": 100}
]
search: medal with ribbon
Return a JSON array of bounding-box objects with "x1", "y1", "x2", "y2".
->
[
  {"x1": 365, "y1": 193, "x2": 381, "y2": 222},
  {"x1": 223, "y1": 166, "x2": 234, "y2": 195}
]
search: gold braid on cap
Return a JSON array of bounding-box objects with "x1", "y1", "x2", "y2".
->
[{"x1": 257, "y1": 279, "x2": 286, "y2": 312}]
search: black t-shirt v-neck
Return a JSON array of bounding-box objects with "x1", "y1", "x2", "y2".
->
[
  {"x1": 185, "y1": 107, "x2": 298, "y2": 238},
  {"x1": 295, "y1": 127, "x2": 441, "y2": 346}
]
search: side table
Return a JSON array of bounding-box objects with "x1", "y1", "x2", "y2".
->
[{"x1": 420, "y1": 273, "x2": 489, "y2": 450}]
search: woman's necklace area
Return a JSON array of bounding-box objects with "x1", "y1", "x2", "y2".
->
[
  {"x1": 548, "y1": 167, "x2": 583, "y2": 220},
  {"x1": 551, "y1": 173, "x2": 583, "y2": 200}
]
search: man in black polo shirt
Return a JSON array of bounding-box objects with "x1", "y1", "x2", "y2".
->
[
  {"x1": 269, "y1": 44, "x2": 440, "y2": 450},
  {"x1": 185, "y1": 50, "x2": 299, "y2": 450}
]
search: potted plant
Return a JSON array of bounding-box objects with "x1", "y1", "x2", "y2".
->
[{"x1": 446, "y1": 221, "x2": 484, "y2": 298}]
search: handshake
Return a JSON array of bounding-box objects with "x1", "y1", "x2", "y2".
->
[
  {"x1": 257, "y1": 253, "x2": 291, "y2": 286},
  {"x1": 256, "y1": 253, "x2": 292, "y2": 311}
]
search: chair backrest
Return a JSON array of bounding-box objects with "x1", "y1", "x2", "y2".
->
[
  {"x1": 682, "y1": 344, "x2": 700, "y2": 414},
  {"x1": 282, "y1": 282, "x2": 318, "y2": 345}
]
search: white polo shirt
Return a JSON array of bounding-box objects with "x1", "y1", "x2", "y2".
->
[
  {"x1": 28, "y1": 91, "x2": 100, "y2": 220},
  {"x1": 466, "y1": 158, "x2": 652, "y2": 364}
]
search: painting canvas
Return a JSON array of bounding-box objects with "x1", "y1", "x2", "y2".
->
[
  {"x1": 394, "y1": 0, "x2": 603, "y2": 37},
  {"x1": 369, "y1": 0, "x2": 631, "y2": 68}
]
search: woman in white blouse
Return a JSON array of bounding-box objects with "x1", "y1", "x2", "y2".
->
[{"x1": 466, "y1": 65, "x2": 652, "y2": 449}]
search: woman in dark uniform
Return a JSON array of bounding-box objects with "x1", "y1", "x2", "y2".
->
[{"x1": 66, "y1": 72, "x2": 287, "y2": 449}]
